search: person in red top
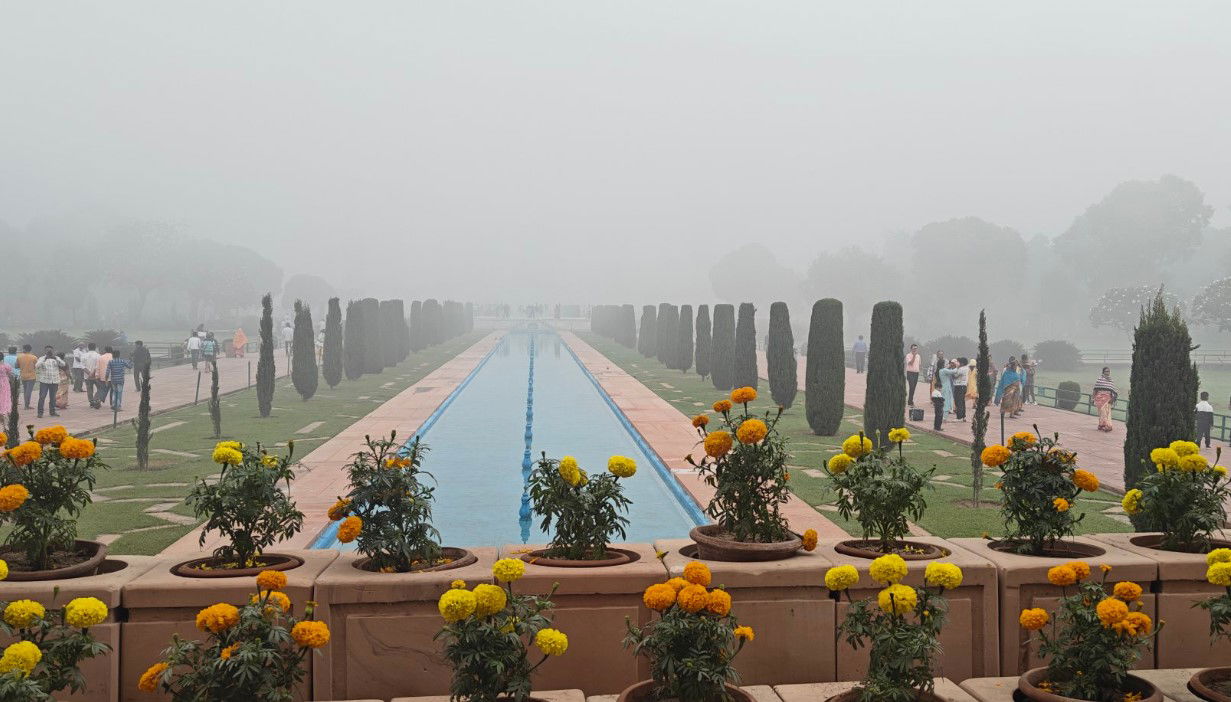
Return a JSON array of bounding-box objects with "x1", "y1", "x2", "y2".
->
[{"x1": 904, "y1": 344, "x2": 921, "y2": 407}]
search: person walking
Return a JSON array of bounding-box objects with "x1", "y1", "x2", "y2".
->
[
  {"x1": 904, "y1": 344, "x2": 921, "y2": 407},
  {"x1": 1021, "y1": 352, "x2": 1038, "y2": 405},
  {"x1": 1196, "y1": 391, "x2": 1215, "y2": 447},
  {"x1": 34, "y1": 346, "x2": 65, "y2": 418},
  {"x1": 93, "y1": 346, "x2": 113, "y2": 410},
  {"x1": 994, "y1": 358, "x2": 1025, "y2": 419},
  {"x1": 931, "y1": 375, "x2": 946, "y2": 430},
  {"x1": 201, "y1": 332, "x2": 219, "y2": 367},
  {"x1": 232, "y1": 328, "x2": 248, "y2": 358},
  {"x1": 186, "y1": 332, "x2": 202, "y2": 370},
  {"x1": 1092, "y1": 367, "x2": 1118, "y2": 433},
  {"x1": 81, "y1": 343, "x2": 100, "y2": 408},
  {"x1": 71, "y1": 342, "x2": 87, "y2": 392},
  {"x1": 852, "y1": 335, "x2": 868, "y2": 374},
  {"x1": 951, "y1": 357, "x2": 970, "y2": 421},
  {"x1": 131, "y1": 340, "x2": 151, "y2": 391},
  {"x1": 104, "y1": 350, "x2": 132, "y2": 411},
  {"x1": 282, "y1": 322, "x2": 295, "y2": 359},
  {"x1": 16, "y1": 345, "x2": 38, "y2": 409}
]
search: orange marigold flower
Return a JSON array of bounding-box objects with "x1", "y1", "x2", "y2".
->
[
  {"x1": 692, "y1": 415, "x2": 709, "y2": 428},
  {"x1": 251, "y1": 591, "x2": 291, "y2": 612},
  {"x1": 138, "y1": 662, "x2": 169, "y2": 692},
  {"x1": 677, "y1": 584, "x2": 709, "y2": 613},
  {"x1": 5, "y1": 442, "x2": 42, "y2": 467},
  {"x1": 705, "y1": 588, "x2": 732, "y2": 616},
  {"x1": 704, "y1": 431, "x2": 733, "y2": 458},
  {"x1": 220, "y1": 643, "x2": 240, "y2": 660},
  {"x1": 1046, "y1": 565, "x2": 1076, "y2": 587},
  {"x1": 683, "y1": 561, "x2": 712, "y2": 586},
  {"x1": 733, "y1": 625, "x2": 755, "y2": 641},
  {"x1": 736, "y1": 419, "x2": 768, "y2": 444},
  {"x1": 1095, "y1": 597, "x2": 1128, "y2": 627},
  {"x1": 0, "y1": 484, "x2": 30, "y2": 513},
  {"x1": 643, "y1": 583, "x2": 676, "y2": 611},
  {"x1": 665, "y1": 577, "x2": 690, "y2": 592},
  {"x1": 337, "y1": 516, "x2": 362, "y2": 543},
  {"x1": 1065, "y1": 561, "x2": 1091, "y2": 581},
  {"x1": 980, "y1": 445, "x2": 1011, "y2": 467},
  {"x1": 195, "y1": 603, "x2": 240, "y2": 634},
  {"x1": 290, "y1": 620, "x2": 330, "y2": 648},
  {"x1": 712, "y1": 400, "x2": 733, "y2": 413},
  {"x1": 1112, "y1": 581, "x2": 1143, "y2": 602},
  {"x1": 326, "y1": 498, "x2": 351, "y2": 522},
  {"x1": 33, "y1": 425, "x2": 67, "y2": 445},
  {"x1": 1072, "y1": 469, "x2": 1099, "y2": 492},
  {"x1": 256, "y1": 570, "x2": 288, "y2": 592},
  {"x1": 731, "y1": 387, "x2": 757, "y2": 404},
  {"x1": 1010, "y1": 431, "x2": 1037, "y2": 447},
  {"x1": 801, "y1": 528, "x2": 818, "y2": 552},
  {"x1": 1019, "y1": 608, "x2": 1049, "y2": 631},
  {"x1": 59, "y1": 436, "x2": 96, "y2": 460}
]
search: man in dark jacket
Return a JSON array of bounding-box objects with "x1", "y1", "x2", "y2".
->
[{"x1": 131, "y1": 340, "x2": 152, "y2": 391}]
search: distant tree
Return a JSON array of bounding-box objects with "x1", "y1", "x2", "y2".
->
[
  {"x1": 638, "y1": 306, "x2": 658, "y2": 358},
  {"x1": 920, "y1": 335, "x2": 978, "y2": 365},
  {"x1": 343, "y1": 299, "x2": 365, "y2": 381},
  {"x1": 361, "y1": 298, "x2": 384, "y2": 375},
  {"x1": 676, "y1": 305, "x2": 694, "y2": 373},
  {"x1": 988, "y1": 339, "x2": 1027, "y2": 364},
  {"x1": 256, "y1": 293, "x2": 275, "y2": 418},
  {"x1": 694, "y1": 305, "x2": 712, "y2": 380},
  {"x1": 134, "y1": 374, "x2": 152, "y2": 468},
  {"x1": 733, "y1": 303, "x2": 758, "y2": 389},
  {"x1": 379, "y1": 300, "x2": 399, "y2": 368},
  {"x1": 863, "y1": 301, "x2": 905, "y2": 446},
  {"x1": 656, "y1": 304, "x2": 679, "y2": 369},
  {"x1": 322, "y1": 297, "x2": 343, "y2": 388},
  {"x1": 423, "y1": 299, "x2": 444, "y2": 346},
  {"x1": 291, "y1": 300, "x2": 318, "y2": 401},
  {"x1": 800, "y1": 247, "x2": 902, "y2": 336},
  {"x1": 1032, "y1": 340, "x2": 1082, "y2": 371},
  {"x1": 711, "y1": 304, "x2": 736, "y2": 391},
  {"x1": 766, "y1": 302, "x2": 796, "y2": 408},
  {"x1": 708, "y1": 244, "x2": 800, "y2": 304},
  {"x1": 620, "y1": 304, "x2": 637, "y2": 349},
  {"x1": 409, "y1": 300, "x2": 425, "y2": 352},
  {"x1": 1190, "y1": 278, "x2": 1231, "y2": 331},
  {"x1": 465, "y1": 302, "x2": 475, "y2": 333},
  {"x1": 1090, "y1": 285, "x2": 1182, "y2": 332},
  {"x1": 971, "y1": 311, "x2": 992, "y2": 507},
  {"x1": 805, "y1": 299, "x2": 844, "y2": 435},
  {"x1": 280, "y1": 273, "x2": 335, "y2": 313},
  {"x1": 209, "y1": 360, "x2": 222, "y2": 438}
]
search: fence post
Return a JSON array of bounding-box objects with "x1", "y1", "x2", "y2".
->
[
  {"x1": 248, "y1": 362, "x2": 251, "y2": 388},
  {"x1": 194, "y1": 372, "x2": 202, "y2": 405}
]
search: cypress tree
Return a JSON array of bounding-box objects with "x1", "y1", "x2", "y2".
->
[
  {"x1": 322, "y1": 297, "x2": 343, "y2": 388},
  {"x1": 135, "y1": 374, "x2": 151, "y2": 468},
  {"x1": 409, "y1": 300, "x2": 424, "y2": 353},
  {"x1": 361, "y1": 298, "x2": 384, "y2": 375},
  {"x1": 619, "y1": 304, "x2": 637, "y2": 348},
  {"x1": 971, "y1": 310, "x2": 992, "y2": 507},
  {"x1": 657, "y1": 304, "x2": 679, "y2": 368},
  {"x1": 733, "y1": 302, "x2": 758, "y2": 389},
  {"x1": 766, "y1": 301, "x2": 797, "y2": 408},
  {"x1": 343, "y1": 299, "x2": 365, "y2": 381},
  {"x1": 676, "y1": 304, "x2": 693, "y2": 373},
  {"x1": 465, "y1": 302, "x2": 475, "y2": 333},
  {"x1": 7, "y1": 380, "x2": 19, "y2": 448},
  {"x1": 209, "y1": 360, "x2": 222, "y2": 438},
  {"x1": 423, "y1": 299, "x2": 444, "y2": 346},
  {"x1": 638, "y1": 305, "x2": 657, "y2": 358},
  {"x1": 256, "y1": 293, "x2": 275, "y2": 417},
  {"x1": 694, "y1": 305, "x2": 712, "y2": 380},
  {"x1": 1124, "y1": 291, "x2": 1199, "y2": 523},
  {"x1": 805, "y1": 299, "x2": 844, "y2": 434},
  {"x1": 863, "y1": 301, "x2": 906, "y2": 446},
  {"x1": 379, "y1": 300, "x2": 398, "y2": 367},
  {"x1": 711, "y1": 304, "x2": 736, "y2": 390},
  {"x1": 291, "y1": 300, "x2": 319, "y2": 400}
]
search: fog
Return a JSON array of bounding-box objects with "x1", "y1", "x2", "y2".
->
[{"x1": 3, "y1": 2, "x2": 1229, "y2": 339}]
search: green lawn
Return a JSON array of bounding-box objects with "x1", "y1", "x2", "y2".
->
[
  {"x1": 578, "y1": 333, "x2": 1133, "y2": 540},
  {"x1": 68, "y1": 332, "x2": 485, "y2": 555}
]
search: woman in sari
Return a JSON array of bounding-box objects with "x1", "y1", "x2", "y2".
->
[
  {"x1": 994, "y1": 358, "x2": 1025, "y2": 419},
  {"x1": 0, "y1": 356, "x2": 12, "y2": 420},
  {"x1": 966, "y1": 359, "x2": 979, "y2": 401},
  {"x1": 232, "y1": 328, "x2": 248, "y2": 358},
  {"x1": 938, "y1": 359, "x2": 957, "y2": 415},
  {"x1": 55, "y1": 353, "x2": 71, "y2": 410},
  {"x1": 1092, "y1": 367, "x2": 1118, "y2": 432}
]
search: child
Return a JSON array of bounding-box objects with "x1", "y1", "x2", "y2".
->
[{"x1": 1196, "y1": 391, "x2": 1214, "y2": 448}]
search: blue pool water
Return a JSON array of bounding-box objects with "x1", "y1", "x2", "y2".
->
[{"x1": 311, "y1": 330, "x2": 703, "y2": 549}]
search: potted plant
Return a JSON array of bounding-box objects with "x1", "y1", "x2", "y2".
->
[
  {"x1": 523, "y1": 453, "x2": 637, "y2": 566},
  {"x1": 822, "y1": 555, "x2": 965, "y2": 701},
  {"x1": 327, "y1": 431, "x2": 475, "y2": 573},
  {"x1": 686, "y1": 387, "x2": 801, "y2": 561},
  {"x1": 0, "y1": 425, "x2": 108, "y2": 580},
  {"x1": 623, "y1": 558, "x2": 754, "y2": 702},
  {"x1": 137, "y1": 570, "x2": 331, "y2": 700},
  {"x1": 0, "y1": 589, "x2": 112, "y2": 700},
  {"x1": 176, "y1": 440, "x2": 305, "y2": 576},
  {"x1": 434, "y1": 557, "x2": 568, "y2": 702},
  {"x1": 1119, "y1": 441, "x2": 1231, "y2": 553},
  {"x1": 980, "y1": 429, "x2": 1103, "y2": 557},
  {"x1": 826, "y1": 428, "x2": 940, "y2": 559},
  {"x1": 1189, "y1": 550, "x2": 1231, "y2": 700}
]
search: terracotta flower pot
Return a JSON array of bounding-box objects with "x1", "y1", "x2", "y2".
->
[
  {"x1": 833, "y1": 539, "x2": 948, "y2": 561},
  {"x1": 0, "y1": 539, "x2": 108, "y2": 581},
  {"x1": 987, "y1": 539, "x2": 1107, "y2": 559},
  {"x1": 689, "y1": 524, "x2": 802, "y2": 562},
  {"x1": 171, "y1": 552, "x2": 304, "y2": 577},
  {"x1": 1017, "y1": 667, "x2": 1162, "y2": 702},
  {"x1": 352, "y1": 547, "x2": 477, "y2": 573},
  {"x1": 1190, "y1": 667, "x2": 1231, "y2": 701},
  {"x1": 616, "y1": 680, "x2": 754, "y2": 702},
  {"x1": 520, "y1": 547, "x2": 640, "y2": 567}
]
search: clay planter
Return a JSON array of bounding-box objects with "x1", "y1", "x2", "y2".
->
[
  {"x1": 0, "y1": 539, "x2": 108, "y2": 581},
  {"x1": 656, "y1": 537, "x2": 838, "y2": 685},
  {"x1": 617, "y1": 680, "x2": 754, "y2": 702},
  {"x1": 519, "y1": 547, "x2": 639, "y2": 567},
  {"x1": 1191, "y1": 667, "x2": 1231, "y2": 701},
  {"x1": 311, "y1": 548, "x2": 499, "y2": 701},
  {"x1": 390, "y1": 690, "x2": 584, "y2": 702},
  {"x1": 815, "y1": 536, "x2": 999, "y2": 682},
  {"x1": 690, "y1": 524, "x2": 802, "y2": 562},
  {"x1": 170, "y1": 552, "x2": 304, "y2": 578},
  {"x1": 0, "y1": 555, "x2": 156, "y2": 702},
  {"x1": 774, "y1": 678, "x2": 980, "y2": 702},
  {"x1": 1017, "y1": 667, "x2": 1162, "y2": 702},
  {"x1": 121, "y1": 549, "x2": 336, "y2": 702},
  {"x1": 353, "y1": 547, "x2": 478, "y2": 573},
  {"x1": 949, "y1": 536, "x2": 1156, "y2": 676},
  {"x1": 833, "y1": 539, "x2": 947, "y2": 560},
  {"x1": 1089, "y1": 531, "x2": 1231, "y2": 669}
]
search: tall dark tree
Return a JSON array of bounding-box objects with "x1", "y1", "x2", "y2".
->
[
  {"x1": 6, "y1": 381, "x2": 19, "y2": 448},
  {"x1": 291, "y1": 300, "x2": 319, "y2": 401},
  {"x1": 322, "y1": 297, "x2": 343, "y2": 388},
  {"x1": 423, "y1": 299, "x2": 444, "y2": 346},
  {"x1": 361, "y1": 298, "x2": 384, "y2": 375},
  {"x1": 711, "y1": 304, "x2": 736, "y2": 391},
  {"x1": 971, "y1": 310, "x2": 992, "y2": 507},
  {"x1": 379, "y1": 300, "x2": 399, "y2": 368},
  {"x1": 343, "y1": 299, "x2": 365, "y2": 381},
  {"x1": 766, "y1": 302, "x2": 797, "y2": 408},
  {"x1": 863, "y1": 301, "x2": 906, "y2": 446},
  {"x1": 409, "y1": 300, "x2": 425, "y2": 353},
  {"x1": 209, "y1": 360, "x2": 222, "y2": 438},
  {"x1": 619, "y1": 304, "x2": 637, "y2": 349},
  {"x1": 733, "y1": 303, "x2": 758, "y2": 389},
  {"x1": 1124, "y1": 291, "x2": 1199, "y2": 525},
  {"x1": 805, "y1": 299, "x2": 844, "y2": 434},
  {"x1": 256, "y1": 293, "x2": 276, "y2": 418},
  {"x1": 694, "y1": 305, "x2": 712, "y2": 380},
  {"x1": 638, "y1": 305, "x2": 658, "y2": 358},
  {"x1": 656, "y1": 304, "x2": 679, "y2": 369},
  {"x1": 135, "y1": 374, "x2": 152, "y2": 468},
  {"x1": 676, "y1": 304, "x2": 694, "y2": 373}
]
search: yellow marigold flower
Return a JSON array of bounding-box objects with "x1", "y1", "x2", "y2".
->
[
  {"x1": 980, "y1": 444, "x2": 1011, "y2": 467},
  {"x1": 1121, "y1": 489, "x2": 1143, "y2": 516},
  {"x1": 217, "y1": 441, "x2": 242, "y2": 450},
  {"x1": 261, "y1": 454, "x2": 280, "y2": 468},
  {"x1": 195, "y1": 603, "x2": 239, "y2": 633},
  {"x1": 801, "y1": 528, "x2": 818, "y2": 552},
  {"x1": 6, "y1": 441, "x2": 42, "y2": 467},
  {"x1": 252, "y1": 591, "x2": 292, "y2": 612},
  {"x1": 220, "y1": 643, "x2": 240, "y2": 660},
  {"x1": 827, "y1": 453, "x2": 853, "y2": 474},
  {"x1": 692, "y1": 414, "x2": 710, "y2": 428},
  {"x1": 337, "y1": 516, "x2": 362, "y2": 543},
  {"x1": 705, "y1": 588, "x2": 732, "y2": 616},
  {"x1": 731, "y1": 387, "x2": 757, "y2": 404},
  {"x1": 877, "y1": 584, "x2": 917, "y2": 615},
  {"x1": 869, "y1": 554, "x2": 908, "y2": 585},
  {"x1": 33, "y1": 425, "x2": 67, "y2": 445},
  {"x1": 0, "y1": 484, "x2": 30, "y2": 513},
  {"x1": 450, "y1": 579, "x2": 467, "y2": 589},
  {"x1": 1046, "y1": 565, "x2": 1077, "y2": 587},
  {"x1": 608, "y1": 455, "x2": 637, "y2": 478},
  {"x1": 534, "y1": 628, "x2": 568, "y2": 656},
  {"x1": 3, "y1": 600, "x2": 46, "y2": 628},
  {"x1": 1216, "y1": 465, "x2": 1229, "y2": 477},
  {"x1": 683, "y1": 561, "x2": 712, "y2": 586},
  {"x1": 0, "y1": 560, "x2": 7, "y2": 581},
  {"x1": 138, "y1": 662, "x2": 169, "y2": 692},
  {"x1": 290, "y1": 620, "x2": 331, "y2": 648},
  {"x1": 558, "y1": 459, "x2": 582, "y2": 486},
  {"x1": 713, "y1": 400, "x2": 733, "y2": 413},
  {"x1": 1048, "y1": 447, "x2": 1077, "y2": 464},
  {"x1": 1053, "y1": 497, "x2": 1070, "y2": 512},
  {"x1": 1100, "y1": 564, "x2": 1113, "y2": 573},
  {"x1": 1072, "y1": 469, "x2": 1099, "y2": 492},
  {"x1": 924, "y1": 562, "x2": 963, "y2": 590},
  {"x1": 1170, "y1": 440, "x2": 1200, "y2": 457},
  {"x1": 438, "y1": 589, "x2": 477, "y2": 622},
  {"x1": 0, "y1": 432, "x2": 5, "y2": 446},
  {"x1": 211, "y1": 445, "x2": 243, "y2": 465},
  {"x1": 643, "y1": 583, "x2": 677, "y2": 611},
  {"x1": 493, "y1": 558, "x2": 525, "y2": 583},
  {"x1": 1151, "y1": 447, "x2": 1180, "y2": 470},
  {"x1": 1209, "y1": 549, "x2": 1231, "y2": 566},
  {"x1": 842, "y1": 434, "x2": 873, "y2": 458},
  {"x1": 704, "y1": 431, "x2": 734, "y2": 458},
  {"x1": 1065, "y1": 561, "x2": 1091, "y2": 581},
  {"x1": 677, "y1": 584, "x2": 709, "y2": 613},
  {"x1": 1019, "y1": 608, "x2": 1049, "y2": 631},
  {"x1": 1180, "y1": 454, "x2": 1209, "y2": 473},
  {"x1": 733, "y1": 625, "x2": 755, "y2": 641},
  {"x1": 824, "y1": 565, "x2": 859, "y2": 591},
  {"x1": 0, "y1": 640, "x2": 41, "y2": 678},
  {"x1": 665, "y1": 577, "x2": 690, "y2": 592},
  {"x1": 1096, "y1": 597, "x2": 1128, "y2": 627},
  {"x1": 1207, "y1": 562, "x2": 1231, "y2": 587},
  {"x1": 736, "y1": 419, "x2": 768, "y2": 445},
  {"x1": 887, "y1": 427, "x2": 911, "y2": 443},
  {"x1": 473, "y1": 584, "x2": 508, "y2": 616},
  {"x1": 59, "y1": 436, "x2": 96, "y2": 460},
  {"x1": 64, "y1": 597, "x2": 109, "y2": 628},
  {"x1": 1112, "y1": 581, "x2": 1143, "y2": 602},
  {"x1": 1125, "y1": 611, "x2": 1152, "y2": 635},
  {"x1": 326, "y1": 498, "x2": 351, "y2": 521},
  {"x1": 256, "y1": 570, "x2": 288, "y2": 592},
  {"x1": 1010, "y1": 431, "x2": 1037, "y2": 447}
]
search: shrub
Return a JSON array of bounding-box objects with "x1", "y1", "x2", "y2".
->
[
  {"x1": 766, "y1": 302, "x2": 796, "y2": 408},
  {"x1": 710, "y1": 305, "x2": 735, "y2": 391},
  {"x1": 694, "y1": 305, "x2": 712, "y2": 380},
  {"x1": 638, "y1": 305, "x2": 657, "y2": 358},
  {"x1": 82, "y1": 329, "x2": 127, "y2": 356},
  {"x1": 826, "y1": 429, "x2": 931, "y2": 552},
  {"x1": 342, "y1": 300, "x2": 365, "y2": 381},
  {"x1": 619, "y1": 304, "x2": 637, "y2": 349},
  {"x1": 526, "y1": 454, "x2": 634, "y2": 560},
  {"x1": 1124, "y1": 440, "x2": 1230, "y2": 551},
  {"x1": 321, "y1": 298, "x2": 343, "y2": 388},
  {"x1": 1055, "y1": 381, "x2": 1082, "y2": 410},
  {"x1": 919, "y1": 335, "x2": 976, "y2": 365},
  {"x1": 863, "y1": 302, "x2": 905, "y2": 446},
  {"x1": 15, "y1": 331, "x2": 78, "y2": 356},
  {"x1": 423, "y1": 299, "x2": 444, "y2": 346},
  {"x1": 1198, "y1": 552, "x2": 1231, "y2": 653},
  {"x1": 733, "y1": 303, "x2": 758, "y2": 389},
  {"x1": 379, "y1": 300, "x2": 405, "y2": 367},
  {"x1": 676, "y1": 305, "x2": 693, "y2": 373},
  {"x1": 656, "y1": 304, "x2": 678, "y2": 369},
  {"x1": 0, "y1": 593, "x2": 112, "y2": 700},
  {"x1": 0, "y1": 427, "x2": 104, "y2": 572},
  {"x1": 360, "y1": 298, "x2": 384, "y2": 375},
  {"x1": 408, "y1": 300, "x2": 424, "y2": 353},
  {"x1": 256, "y1": 294, "x2": 275, "y2": 417},
  {"x1": 185, "y1": 441, "x2": 304, "y2": 570},
  {"x1": 989, "y1": 339, "x2": 1026, "y2": 364},
  {"x1": 805, "y1": 299, "x2": 845, "y2": 435},
  {"x1": 1033, "y1": 339, "x2": 1082, "y2": 371},
  {"x1": 290, "y1": 301, "x2": 318, "y2": 401}
]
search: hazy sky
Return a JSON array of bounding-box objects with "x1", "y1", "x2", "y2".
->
[{"x1": 3, "y1": 2, "x2": 1228, "y2": 303}]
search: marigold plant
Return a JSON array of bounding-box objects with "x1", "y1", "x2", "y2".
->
[
  {"x1": 1196, "y1": 549, "x2": 1231, "y2": 646},
  {"x1": 994, "y1": 428, "x2": 1093, "y2": 555},
  {"x1": 526, "y1": 452, "x2": 634, "y2": 560},
  {"x1": 825, "y1": 430, "x2": 932, "y2": 553},
  {"x1": 1127, "y1": 444, "x2": 1231, "y2": 552},
  {"x1": 0, "y1": 592, "x2": 111, "y2": 701}
]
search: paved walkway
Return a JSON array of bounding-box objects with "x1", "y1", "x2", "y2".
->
[{"x1": 161, "y1": 332, "x2": 505, "y2": 555}]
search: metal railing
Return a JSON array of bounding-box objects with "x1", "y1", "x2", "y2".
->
[{"x1": 1033, "y1": 383, "x2": 1231, "y2": 443}]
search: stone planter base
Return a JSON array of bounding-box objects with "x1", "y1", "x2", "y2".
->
[
  {"x1": 775, "y1": 679, "x2": 978, "y2": 702},
  {"x1": 961, "y1": 670, "x2": 1179, "y2": 702},
  {"x1": 392, "y1": 690, "x2": 584, "y2": 702},
  {"x1": 617, "y1": 680, "x2": 754, "y2": 702},
  {"x1": 1018, "y1": 667, "x2": 1162, "y2": 702}
]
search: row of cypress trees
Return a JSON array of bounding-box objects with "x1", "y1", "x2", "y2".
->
[{"x1": 591, "y1": 305, "x2": 636, "y2": 348}]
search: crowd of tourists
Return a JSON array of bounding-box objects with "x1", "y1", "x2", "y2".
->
[
  {"x1": 0, "y1": 340, "x2": 149, "y2": 418},
  {"x1": 901, "y1": 344, "x2": 1041, "y2": 432}
]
